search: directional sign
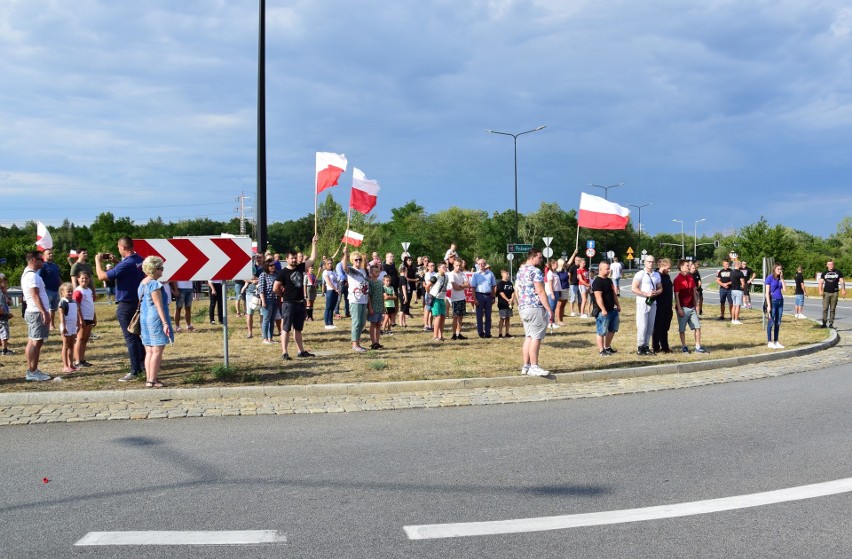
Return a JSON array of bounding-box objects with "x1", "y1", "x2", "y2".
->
[
  {"x1": 626, "y1": 247, "x2": 634, "y2": 255},
  {"x1": 587, "y1": 240, "x2": 595, "y2": 249},
  {"x1": 134, "y1": 237, "x2": 253, "y2": 281},
  {"x1": 507, "y1": 243, "x2": 533, "y2": 253}
]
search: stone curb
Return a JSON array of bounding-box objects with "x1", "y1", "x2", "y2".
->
[{"x1": 0, "y1": 329, "x2": 838, "y2": 407}]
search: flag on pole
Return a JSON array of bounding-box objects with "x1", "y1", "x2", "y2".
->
[
  {"x1": 342, "y1": 229, "x2": 364, "y2": 247},
  {"x1": 316, "y1": 152, "x2": 348, "y2": 194},
  {"x1": 36, "y1": 221, "x2": 53, "y2": 250},
  {"x1": 349, "y1": 168, "x2": 380, "y2": 214},
  {"x1": 577, "y1": 193, "x2": 631, "y2": 230}
]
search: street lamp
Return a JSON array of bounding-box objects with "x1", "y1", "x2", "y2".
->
[
  {"x1": 672, "y1": 219, "x2": 685, "y2": 259},
  {"x1": 487, "y1": 125, "x2": 547, "y2": 242},
  {"x1": 628, "y1": 203, "x2": 652, "y2": 253},
  {"x1": 589, "y1": 183, "x2": 624, "y2": 200},
  {"x1": 694, "y1": 218, "x2": 706, "y2": 258}
]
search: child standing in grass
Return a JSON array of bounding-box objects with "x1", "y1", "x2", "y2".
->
[
  {"x1": 58, "y1": 282, "x2": 81, "y2": 373},
  {"x1": 0, "y1": 273, "x2": 13, "y2": 355},
  {"x1": 304, "y1": 265, "x2": 317, "y2": 321},
  {"x1": 382, "y1": 275, "x2": 397, "y2": 335},
  {"x1": 367, "y1": 264, "x2": 384, "y2": 350},
  {"x1": 73, "y1": 272, "x2": 97, "y2": 368},
  {"x1": 496, "y1": 269, "x2": 516, "y2": 338}
]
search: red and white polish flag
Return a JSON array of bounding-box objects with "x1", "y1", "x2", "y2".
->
[
  {"x1": 342, "y1": 229, "x2": 364, "y2": 247},
  {"x1": 577, "y1": 193, "x2": 631, "y2": 230},
  {"x1": 350, "y1": 168, "x2": 380, "y2": 214},
  {"x1": 36, "y1": 221, "x2": 53, "y2": 250},
  {"x1": 316, "y1": 152, "x2": 348, "y2": 194}
]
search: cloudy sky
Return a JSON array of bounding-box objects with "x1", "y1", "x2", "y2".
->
[{"x1": 2, "y1": 0, "x2": 851, "y2": 239}]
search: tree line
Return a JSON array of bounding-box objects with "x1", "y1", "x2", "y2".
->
[{"x1": 1, "y1": 199, "x2": 849, "y2": 284}]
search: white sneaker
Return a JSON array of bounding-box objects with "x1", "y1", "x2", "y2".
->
[
  {"x1": 25, "y1": 370, "x2": 51, "y2": 382},
  {"x1": 768, "y1": 342, "x2": 776, "y2": 349},
  {"x1": 580, "y1": 314, "x2": 589, "y2": 319},
  {"x1": 324, "y1": 324, "x2": 337, "y2": 329},
  {"x1": 520, "y1": 365, "x2": 530, "y2": 375},
  {"x1": 798, "y1": 314, "x2": 806, "y2": 319},
  {"x1": 527, "y1": 365, "x2": 550, "y2": 377},
  {"x1": 731, "y1": 320, "x2": 742, "y2": 325},
  {"x1": 774, "y1": 342, "x2": 784, "y2": 349},
  {"x1": 550, "y1": 323, "x2": 561, "y2": 329},
  {"x1": 570, "y1": 312, "x2": 576, "y2": 317}
]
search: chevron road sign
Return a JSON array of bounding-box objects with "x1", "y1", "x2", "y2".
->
[{"x1": 134, "y1": 237, "x2": 253, "y2": 282}]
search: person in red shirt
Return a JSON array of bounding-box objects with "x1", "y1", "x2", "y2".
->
[{"x1": 673, "y1": 259, "x2": 708, "y2": 354}]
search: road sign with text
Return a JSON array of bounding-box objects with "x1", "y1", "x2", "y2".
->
[
  {"x1": 134, "y1": 237, "x2": 253, "y2": 282},
  {"x1": 507, "y1": 243, "x2": 533, "y2": 253}
]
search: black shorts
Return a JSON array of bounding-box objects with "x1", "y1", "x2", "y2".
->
[
  {"x1": 385, "y1": 304, "x2": 397, "y2": 314},
  {"x1": 452, "y1": 300, "x2": 467, "y2": 316},
  {"x1": 281, "y1": 301, "x2": 307, "y2": 332}
]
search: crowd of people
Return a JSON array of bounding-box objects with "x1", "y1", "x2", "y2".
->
[{"x1": 5, "y1": 236, "x2": 845, "y2": 384}]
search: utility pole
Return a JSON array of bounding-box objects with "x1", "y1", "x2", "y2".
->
[{"x1": 235, "y1": 192, "x2": 253, "y2": 235}]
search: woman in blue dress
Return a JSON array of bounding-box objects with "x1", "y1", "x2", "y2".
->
[{"x1": 138, "y1": 256, "x2": 174, "y2": 387}]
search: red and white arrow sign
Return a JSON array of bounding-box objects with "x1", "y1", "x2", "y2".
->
[{"x1": 134, "y1": 237, "x2": 253, "y2": 282}]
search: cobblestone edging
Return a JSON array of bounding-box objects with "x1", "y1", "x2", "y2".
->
[{"x1": 0, "y1": 330, "x2": 845, "y2": 426}]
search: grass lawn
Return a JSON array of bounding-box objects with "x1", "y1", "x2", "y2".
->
[{"x1": 0, "y1": 296, "x2": 828, "y2": 393}]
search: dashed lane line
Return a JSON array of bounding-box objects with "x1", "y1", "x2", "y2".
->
[{"x1": 74, "y1": 530, "x2": 286, "y2": 546}]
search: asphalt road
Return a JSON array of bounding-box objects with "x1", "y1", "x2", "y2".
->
[{"x1": 1, "y1": 358, "x2": 850, "y2": 558}]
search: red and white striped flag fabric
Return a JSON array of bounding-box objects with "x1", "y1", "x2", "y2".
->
[
  {"x1": 316, "y1": 152, "x2": 348, "y2": 194},
  {"x1": 349, "y1": 168, "x2": 380, "y2": 214},
  {"x1": 342, "y1": 229, "x2": 364, "y2": 247},
  {"x1": 577, "y1": 193, "x2": 630, "y2": 230},
  {"x1": 36, "y1": 221, "x2": 53, "y2": 250}
]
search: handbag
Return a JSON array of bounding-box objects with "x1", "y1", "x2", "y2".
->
[
  {"x1": 249, "y1": 294, "x2": 261, "y2": 311},
  {"x1": 128, "y1": 309, "x2": 141, "y2": 336}
]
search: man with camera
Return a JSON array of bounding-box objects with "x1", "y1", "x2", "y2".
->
[{"x1": 95, "y1": 236, "x2": 145, "y2": 382}]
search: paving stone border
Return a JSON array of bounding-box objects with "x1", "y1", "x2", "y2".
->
[{"x1": 0, "y1": 329, "x2": 846, "y2": 426}]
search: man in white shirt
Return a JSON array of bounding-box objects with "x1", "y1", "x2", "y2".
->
[
  {"x1": 631, "y1": 254, "x2": 663, "y2": 356},
  {"x1": 610, "y1": 257, "x2": 623, "y2": 295},
  {"x1": 21, "y1": 251, "x2": 52, "y2": 381},
  {"x1": 447, "y1": 259, "x2": 469, "y2": 340}
]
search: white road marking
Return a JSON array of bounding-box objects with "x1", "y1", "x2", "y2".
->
[
  {"x1": 404, "y1": 477, "x2": 852, "y2": 540},
  {"x1": 74, "y1": 530, "x2": 286, "y2": 546}
]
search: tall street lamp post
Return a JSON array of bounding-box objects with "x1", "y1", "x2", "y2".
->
[
  {"x1": 487, "y1": 126, "x2": 547, "y2": 242},
  {"x1": 672, "y1": 219, "x2": 685, "y2": 259},
  {"x1": 589, "y1": 183, "x2": 624, "y2": 200},
  {"x1": 694, "y1": 218, "x2": 706, "y2": 259},
  {"x1": 628, "y1": 203, "x2": 652, "y2": 254}
]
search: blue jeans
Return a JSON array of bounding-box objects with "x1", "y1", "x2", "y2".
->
[
  {"x1": 547, "y1": 295, "x2": 558, "y2": 323},
  {"x1": 324, "y1": 290, "x2": 339, "y2": 326},
  {"x1": 116, "y1": 301, "x2": 145, "y2": 375},
  {"x1": 767, "y1": 298, "x2": 783, "y2": 342},
  {"x1": 475, "y1": 293, "x2": 494, "y2": 335},
  {"x1": 261, "y1": 300, "x2": 278, "y2": 340}
]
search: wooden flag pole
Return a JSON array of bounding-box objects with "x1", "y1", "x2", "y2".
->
[
  {"x1": 331, "y1": 207, "x2": 352, "y2": 259},
  {"x1": 575, "y1": 224, "x2": 580, "y2": 250}
]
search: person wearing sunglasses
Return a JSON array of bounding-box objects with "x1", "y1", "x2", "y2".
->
[{"x1": 341, "y1": 245, "x2": 370, "y2": 352}]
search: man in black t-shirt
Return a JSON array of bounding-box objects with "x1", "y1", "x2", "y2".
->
[
  {"x1": 818, "y1": 259, "x2": 846, "y2": 328},
  {"x1": 728, "y1": 265, "x2": 745, "y2": 324},
  {"x1": 740, "y1": 261, "x2": 755, "y2": 309},
  {"x1": 794, "y1": 265, "x2": 806, "y2": 319},
  {"x1": 274, "y1": 235, "x2": 318, "y2": 359},
  {"x1": 691, "y1": 261, "x2": 703, "y2": 315},
  {"x1": 716, "y1": 261, "x2": 733, "y2": 320},
  {"x1": 592, "y1": 262, "x2": 620, "y2": 356},
  {"x1": 566, "y1": 249, "x2": 580, "y2": 316}
]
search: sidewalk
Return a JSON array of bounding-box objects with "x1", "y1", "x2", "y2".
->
[{"x1": 0, "y1": 330, "x2": 845, "y2": 426}]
